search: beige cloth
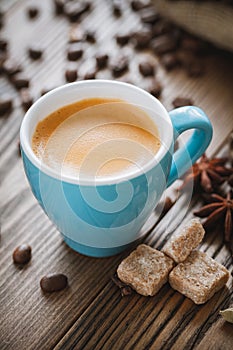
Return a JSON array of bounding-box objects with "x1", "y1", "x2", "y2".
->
[{"x1": 153, "y1": 0, "x2": 233, "y2": 52}]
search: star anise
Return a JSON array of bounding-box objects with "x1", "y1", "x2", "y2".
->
[
  {"x1": 194, "y1": 191, "x2": 233, "y2": 253},
  {"x1": 180, "y1": 154, "x2": 233, "y2": 193}
]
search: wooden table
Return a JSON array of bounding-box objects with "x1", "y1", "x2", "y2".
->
[{"x1": 0, "y1": 1, "x2": 233, "y2": 349}]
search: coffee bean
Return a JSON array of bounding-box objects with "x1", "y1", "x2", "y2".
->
[
  {"x1": 27, "y1": 6, "x2": 40, "y2": 20},
  {"x1": 54, "y1": 0, "x2": 66, "y2": 15},
  {"x1": 147, "y1": 80, "x2": 162, "y2": 98},
  {"x1": 2, "y1": 59, "x2": 22, "y2": 77},
  {"x1": 139, "y1": 7, "x2": 160, "y2": 24},
  {"x1": 85, "y1": 30, "x2": 96, "y2": 43},
  {"x1": 0, "y1": 38, "x2": 8, "y2": 52},
  {"x1": 151, "y1": 20, "x2": 174, "y2": 37},
  {"x1": 187, "y1": 60, "x2": 204, "y2": 77},
  {"x1": 132, "y1": 29, "x2": 151, "y2": 49},
  {"x1": 20, "y1": 89, "x2": 33, "y2": 112},
  {"x1": 181, "y1": 36, "x2": 204, "y2": 53},
  {"x1": 111, "y1": 56, "x2": 128, "y2": 77},
  {"x1": 13, "y1": 244, "x2": 31, "y2": 265},
  {"x1": 151, "y1": 34, "x2": 178, "y2": 55},
  {"x1": 112, "y1": 0, "x2": 123, "y2": 17},
  {"x1": 0, "y1": 96, "x2": 13, "y2": 116},
  {"x1": 172, "y1": 97, "x2": 193, "y2": 108},
  {"x1": 28, "y1": 46, "x2": 43, "y2": 60},
  {"x1": 64, "y1": 1, "x2": 91, "y2": 22},
  {"x1": 40, "y1": 273, "x2": 68, "y2": 293},
  {"x1": 130, "y1": 0, "x2": 151, "y2": 11},
  {"x1": 115, "y1": 32, "x2": 130, "y2": 46},
  {"x1": 65, "y1": 67, "x2": 78, "y2": 82},
  {"x1": 139, "y1": 61, "x2": 155, "y2": 77},
  {"x1": 67, "y1": 43, "x2": 83, "y2": 61},
  {"x1": 12, "y1": 74, "x2": 30, "y2": 90},
  {"x1": 160, "y1": 53, "x2": 179, "y2": 70},
  {"x1": 95, "y1": 53, "x2": 109, "y2": 69}
]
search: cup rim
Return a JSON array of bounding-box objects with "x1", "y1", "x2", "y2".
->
[{"x1": 20, "y1": 80, "x2": 173, "y2": 186}]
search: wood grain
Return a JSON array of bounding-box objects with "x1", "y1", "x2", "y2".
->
[{"x1": 0, "y1": 1, "x2": 233, "y2": 350}]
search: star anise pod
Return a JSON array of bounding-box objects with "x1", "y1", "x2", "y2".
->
[
  {"x1": 180, "y1": 154, "x2": 233, "y2": 193},
  {"x1": 194, "y1": 191, "x2": 233, "y2": 253}
]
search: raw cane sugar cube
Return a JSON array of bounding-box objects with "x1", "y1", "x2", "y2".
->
[
  {"x1": 169, "y1": 250, "x2": 230, "y2": 304},
  {"x1": 117, "y1": 244, "x2": 174, "y2": 296},
  {"x1": 162, "y1": 218, "x2": 205, "y2": 263}
]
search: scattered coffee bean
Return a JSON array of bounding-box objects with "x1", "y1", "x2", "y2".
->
[
  {"x1": 132, "y1": 28, "x2": 151, "y2": 49},
  {"x1": 151, "y1": 34, "x2": 178, "y2": 55},
  {"x1": 85, "y1": 30, "x2": 96, "y2": 43},
  {"x1": 64, "y1": 1, "x2": 91, "y2": 22},
  {"x1": 172, "y1": 97, "x2": 193, "y2": 108},
  {"x1": 186, "y1": 60, "x2": 204, "y2": 77},
  {"x1": 20, "y1": 89, "x2": 33, "y2": 111},
  {"x1": 2, "y1": 59, "x2": 22, "y2": 77},
  {"x1": 115, "y1": 32, "x2": 130, "y2": 46},
  {"x1": 0, "y1": 96, "x2": 13, "y2": 116},
  {"x1": 131, "y1": 0, "x2": 151, "y2": 11},
  {"x1": 40, "y1": 273, "x2": 68, "y2": 293},
  {"x1": 139, "y1": 7, "x2": 160, "y2": 24},
  {"x1": 147, "y1": 79, "x2": 162, "y2": 98},
  {"x1": 12, "y1": 74, "x2": 30, "y2": 90},
  {"x1": 181, "y1": 36, "x2": 204, "y2": 53},
  {"x1": 111, "y1": 56, "x2": 128, "y2": 77},
  {"x1": 83, "y1": 68, "x2": 96, "y2": 79},
  {"x1": 0, "y1": 38, "x2": 8, "y2": 52},
  {"x1": 28, "y1": 46, "x2": 43, "y2": 60},
  {"x1": 13, "y1": 244, "x2": 31, "y2": 265},
  {"x1": 67, "y1": 43, "x2": 83, "y2": 61},
  {"x1": 65, "y1": 67, "x2": 78, "y2": 82},
  {"x1": 54, "y1": 0, "x2": 66, "y2": 15},
  {"x1": 69, "y1": 25, "x2": 84, "y2": 43},
  {"x1": 160, "y1": 53, "x2": 179, "y2": 70},
  {"x1": 95, "y1": 53, "x2": 109, "y2": 69},
  {"x1": 112, "y1": 0, "x2": 123, "y2": 17},
  {"x1": 151, "y1": 20, "x2": 174, "y2": 37},
  {"x1": 27, "y1": 6, "x2": 40, "y2": 20},
  {"x1": 139, "y1": 61, "x2": 155, "y2": 77}
]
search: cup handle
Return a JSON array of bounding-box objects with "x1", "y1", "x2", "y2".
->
[{"x1": 167, "y1": 106, "x2": 213, "y2": 187}]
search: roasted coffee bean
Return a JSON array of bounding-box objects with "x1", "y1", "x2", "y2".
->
[
  {"x1": 131, "y1": 0, "x2": 151, "y2": 11},
  {"x1": 3, "y1": 59, "x2": 22, "y2": 77},
  {"x1": 0, "y1": 96, "x2": 13, "y2": 116},
  {"x1": 85, "y1": 30, "x2": 96, "y2": 43},
  {"x1": 186, "y1": 60, "x2": 204, "y2": 77},
  {"x1": 28, "y1": 46, "x2": 43, "y2": 60},
  {"x1": 151, "y1": 20, "x2": 174, "y2": 37},
  {"x1": 111, "y1": 56, "x2": 128, "y2": 77},
  {"x1": 151, "y1": 34, "x2": 178, "y2": 55},
  {"x1": 139, "y1": 7, "x2": 160, "y2": 24},
  {"x1": 67, "y1": 43, "x2": 83, "y2": 61},
  {"x1": 27, "y1": 6, "x2": 40, "y2": 19},
  {"x1": 13, "y1": 244, "x2": 31, "y2": 265},
  {"x1": 160, "y1": 53, "x2": 179, "y2": 70},
  {"x1": 132, "y1": 29, "x2": 151, "y2": 49},
  {"x1": 95, "y1": 53, "x2": 109, "y2": 69},
  {"x1": 54, "y1": 0, "x2": 66, "y2": 15},
  {"x1": 12, "y1": 74, "x2": 30, "y2": 90},
  {"x1": 83, "y1": 68, "x2": 96, "y2": 79},
  {"x1": 115, "y1": 32, "x2": 130, "y2": 46},
  {"x1": 181, "y1": 36, "x2": 204, "y2": 52},
  {"x1": 40, "y1": 273, "x2": 68, "y2": 293},
  {"x1": 64, "y1": 1, "x2": 91, "y2": 22},
  {"x1": 112, "y1": 0, "x2": 123, "y2": 17},
  {"x1": 20, "y1": 89, "x2": 33, "y2": 112},
  {"x1": 0, "y1": 38, "x2": 8, "y2": 52},
  {"x1": 65, "y1": 67, "x2": 78, "y2": 82},
  {"x1": 172, "y1": 97, "x2": 193, "y2": 108},
  {"x1": 147, "y1": 80, "x2": 162, "y2": 98},
  {"x1": 139, "y1": 61, "x2": 155, "y2": 77}
]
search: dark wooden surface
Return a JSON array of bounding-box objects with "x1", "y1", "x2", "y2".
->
[{"x1": 0, "y1": 1, "x2": 233, "y2": 349}]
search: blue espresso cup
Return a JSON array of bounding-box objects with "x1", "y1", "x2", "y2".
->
[{"x1": 20, "y1": 80, "x2": 213, "y2": 257}]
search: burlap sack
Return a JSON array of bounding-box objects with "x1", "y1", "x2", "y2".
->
[{"x1": 153, "y1": 0, "x2": 233, "y2": 52}]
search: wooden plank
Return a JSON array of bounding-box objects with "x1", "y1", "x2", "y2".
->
[{"x1": 0, "y1": 0, "x2": 233, "y2": 349}]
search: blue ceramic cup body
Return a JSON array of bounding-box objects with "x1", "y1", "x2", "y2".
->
[{"x1": 20, "y1": 80, "x2": 213, "y2": 257}]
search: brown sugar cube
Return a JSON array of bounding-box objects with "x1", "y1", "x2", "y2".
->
[
  {"x1": 169, "y1": 250, "x2": 230, "y2": 304},
  {"x1": 162, "y1": 218, "x2": 205, "y2": 263},
  {"x1": 117, "y1": 244, "x2": 174, "y2": 296}
]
